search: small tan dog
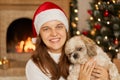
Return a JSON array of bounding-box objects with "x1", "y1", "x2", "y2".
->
[{"x1": 65, "y1": 35, "x2": 120, "y2": 80}]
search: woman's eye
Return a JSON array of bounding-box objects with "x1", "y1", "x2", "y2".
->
[
  {"x1": 44, "y1": 28, "x2": 48, "y2": 30},
  {"x1": 42, "y1": 27, "x2": 49, "y2": 31},
  {"x1": 56, "y1": 24, "x2": 64, "y2": 29}
]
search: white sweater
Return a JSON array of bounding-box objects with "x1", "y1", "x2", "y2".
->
[{"x1": 25, "y1": 52, "x2": 65, "y2": 80}]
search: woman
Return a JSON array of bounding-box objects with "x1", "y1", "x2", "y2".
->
[{"x1": 25, "y1": 2, "x2": 109, "y2": 80}]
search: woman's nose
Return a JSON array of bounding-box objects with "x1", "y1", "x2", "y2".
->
[{"x1": 50, "y1": 29, "x2": 57, "y2": 36}]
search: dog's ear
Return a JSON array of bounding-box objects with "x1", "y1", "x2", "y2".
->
[{"x1": 80, "y1": 35, "x2": 97, "y2": 57}]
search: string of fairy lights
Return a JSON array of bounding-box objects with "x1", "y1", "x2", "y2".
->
[{"x1": 69, "y1": 0, "x2": 80, "y2": 37}]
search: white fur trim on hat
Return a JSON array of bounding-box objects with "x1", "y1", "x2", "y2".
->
[{"x1": 34, "y1": 9, "x2": 68, "y2": 35}]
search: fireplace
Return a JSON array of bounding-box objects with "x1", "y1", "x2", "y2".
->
[
  {"x1": 0, "y1": 10, "x2": 35, "y2": 61},
  {"x1": 0, "y1": 2, "x2": 40, "y2": 77},
  {"x1": 0, "y1": 11, "x2": 35, "y2": 77},
  {"x1": 7, "y1": 18, "x2": 36, "y2": 53}
]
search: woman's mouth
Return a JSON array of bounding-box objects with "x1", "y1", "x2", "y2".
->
[{"x1": 49, "y1": 38, "x2": 60, "y2": 43}]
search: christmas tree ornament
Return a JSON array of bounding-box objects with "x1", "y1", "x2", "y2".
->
[
  {"x1": 111, "y1": 16, "x2": 119, "y2": 22},
  {"x1": 113, "y1": 24, "x2": 119, "y2": 30},
  {"x1": 94, "y1": 10, "x2": 100, "y2": 17},
  {"x1": 94, "y1": 23, "x2": 101, "y2": 30},
  {"x1": 82, "y1": 30, "x2": 89, "y2": 36},
  {"x1": 90, "y1": 28, "x2": 96, "y2": 36},
  {"x1": 87, "y1": 10, "x2": 93, "y2": 15},
  {"x1": 114, "y1": 38, "x2": 119, "y2": 45},
  {"x1": 104, "y1": 10, "x2": 109, "y2": 17},
  {"x1": 100, "y1": 26, "x2": 107, "y2": 33},
  {"x1": 114, "y1": 31, "x2": 120, "y2": 37}
]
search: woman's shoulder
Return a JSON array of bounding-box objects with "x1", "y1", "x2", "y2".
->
[
  {"x1": 25, "y1": 59, "x2": 40, "y2": 72},
  {"x1": 26, "y1": 59, "x2": 34, "y2": 68},
  {"x1": 25, "y1": 59, "x2": 39, "y2": 70},
  {"x1": 25, "y1": 59, "x2": 50, "y2": 80},
  {"x1": 25, "y1": 59, "x2": 32, "y2": 70},
  {"x1": 25, "y1": 59, "x2": 46, "y2": 75},
  {"x1": 26, "y1": 59, "x2": 33, "y2": 64}
]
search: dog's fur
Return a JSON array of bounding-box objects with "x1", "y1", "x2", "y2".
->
[{"x1": 65, "y1": 35, "x2": 120, "y2": 80}]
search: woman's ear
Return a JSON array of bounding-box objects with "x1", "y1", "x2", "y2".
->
[{"x1": 80, "y1": 35, "x2": 97, "y2": 57}]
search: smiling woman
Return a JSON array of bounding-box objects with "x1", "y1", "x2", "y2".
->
[{"x1": 25, "y1": 2, "x2": 70, "y2": 80}]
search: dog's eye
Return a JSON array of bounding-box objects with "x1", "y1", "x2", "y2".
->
[{"x1": 77, "y1": 48, "x2": 82, "y2": 51}]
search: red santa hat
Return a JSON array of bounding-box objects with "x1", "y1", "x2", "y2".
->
[{"x1": 33, "y1": 2, "x2": 69, "y2": 36}]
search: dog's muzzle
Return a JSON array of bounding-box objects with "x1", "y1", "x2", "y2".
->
[{"x1": 72, "y1": 53, "x2": 79, "y2": 59}]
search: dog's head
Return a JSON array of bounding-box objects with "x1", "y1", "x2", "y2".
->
[{"x1": 65, "y1": 35, "x2": 97, "y2": 64}]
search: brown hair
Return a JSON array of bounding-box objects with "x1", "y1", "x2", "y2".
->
[{"x1": 32, "y1": 32, "x2": 70, "y2": 79}]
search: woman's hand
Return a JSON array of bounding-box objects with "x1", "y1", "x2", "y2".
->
[
  {"x1": 92, "y1": 65, "x2": 109, "y2": 80},
  {"x1": 79, "y1": 58, "x2": 96, "y2": 80}
]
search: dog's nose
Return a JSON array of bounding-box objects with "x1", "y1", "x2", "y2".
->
[{"x1": 73, "y1": 53, "x2": 78, "y2": 59}]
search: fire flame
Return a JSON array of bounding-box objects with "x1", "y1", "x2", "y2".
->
[{"x1": 15, "y1": 37, "x2": 36, "y2": 53}]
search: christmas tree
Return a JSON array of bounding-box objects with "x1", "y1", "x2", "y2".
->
[{"x1": 81, "y1": 0, "x2": 120, "y2": 59}]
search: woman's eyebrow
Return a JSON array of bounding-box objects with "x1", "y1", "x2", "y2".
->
[
  {"x1": 41, "y1": 26, "x2": 48, "y2": 28},
  {"x1": 58, "y1": 23, "x2": 64, "y2": 25}
]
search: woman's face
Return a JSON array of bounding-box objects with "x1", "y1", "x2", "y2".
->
[{"x1": 40, "y1": 20, "x2": 67, "y2": 53}]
